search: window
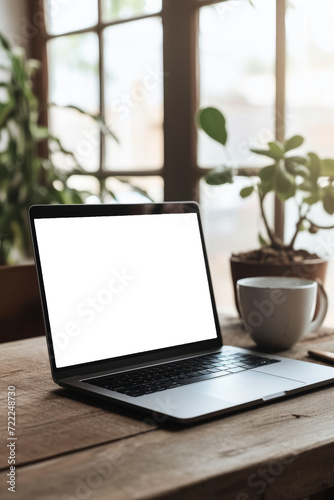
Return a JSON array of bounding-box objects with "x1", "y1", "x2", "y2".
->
[{"x1": 43, "y1": 0, "x2": 164, "y2": 202}]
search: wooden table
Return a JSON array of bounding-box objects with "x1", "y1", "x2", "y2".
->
[{"x1": 1, "y1": 315, "x2": 334, "y2": 500}]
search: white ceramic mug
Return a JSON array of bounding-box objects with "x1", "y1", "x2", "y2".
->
[{"x1": 237, "y1": 276, "x2": 328, "y2": 350}]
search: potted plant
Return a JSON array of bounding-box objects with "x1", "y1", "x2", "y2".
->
[{"x1": 197, "y1": 107, "x2": 334, "y2": 311}]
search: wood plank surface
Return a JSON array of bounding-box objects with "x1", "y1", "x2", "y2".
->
[
  {"x1": 1, "y1": 319, "x2": 334, "y2": 500},
  {"x1": 1, "y1": 383, "x2": 334, "y2": 500},
  {"x1": 0, "y1": 337, "x2": 157, "y2": 469}
]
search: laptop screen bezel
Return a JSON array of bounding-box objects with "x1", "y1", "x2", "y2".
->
[{"x1": 29, "y1": 202, "x2": 223, "y2": 379}]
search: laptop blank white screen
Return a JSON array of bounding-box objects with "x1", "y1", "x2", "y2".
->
[{"x1": 34, "y1": 213, "x2": 218, "y2": 368}]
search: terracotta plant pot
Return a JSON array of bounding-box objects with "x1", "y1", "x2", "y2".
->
[
  {"x1": 230, "y1": 254, "x2": 328, "y2": 316},
  {"x1": 0, "y1": 263, "x2": 45, "y2": 343}
]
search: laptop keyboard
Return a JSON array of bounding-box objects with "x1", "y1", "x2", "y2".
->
[{"x1": 85, "y1": 352, "x2": 280, "y2": 397}]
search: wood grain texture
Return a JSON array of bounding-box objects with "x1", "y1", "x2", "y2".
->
[
  {"x1": 0, "y1": 337, "x2": 156, "y2": 470},
  {"x1": 1, "y1": 321, "x2": 334, "y2": 500},
  {"x1": 1, "y1": 386, "x2": 334, "y2": 500}
]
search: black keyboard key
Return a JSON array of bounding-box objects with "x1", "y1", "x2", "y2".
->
[{"x1": 129, "y1": 390, "x2": 147, "y2": 397}]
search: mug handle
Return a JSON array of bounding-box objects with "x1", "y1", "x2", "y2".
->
[{"x1": 308, "y1": 279, "x2": 328, "y2": 332}]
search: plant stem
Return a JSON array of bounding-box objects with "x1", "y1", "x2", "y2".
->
[
  {"x1": 288, "y1": 215, "x2": 306, "y2": 249},
  {"x1": 258, "y1": 191, "x2": 284, "y2": 249},
  {"x1": 288, "y1": 204, "x2": 312, "y2": 249}
]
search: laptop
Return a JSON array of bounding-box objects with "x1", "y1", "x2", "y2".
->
[{"x1": 29, "y1": 202, "x2": 334, "y2": 423}]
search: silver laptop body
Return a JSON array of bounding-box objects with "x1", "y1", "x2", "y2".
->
[{"x1": 29, "y1": 202, "x2": 334, "y2": 423}]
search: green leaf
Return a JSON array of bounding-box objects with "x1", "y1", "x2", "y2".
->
[
  {"x1": 306, "y1": 152, "x2": 321, "y2": 183},
  {"x1": 276, "y1": 183, "x2": 296, "y2": 201},
  {"x1": 274, "y1": 163, "x2": 296, "y2": 200},
  {"x1": 197, "y1": 107, "x2": 227, "y2": 146},
  {"x1": 323, "y1": 189, "x2": 334, "y2": 215},
  {"x1": 95, "y1": 115, "x2": 119, "y2": 143},
  {"x1": 303, "y1": 194, "x2": 319, "y2": 205},
  {"x1": 259, "y1": 164, "x2": 275, "y2": 182},
  {"x1": 106, "y1": 189, "x2": 117, "y2": 201},
  {"x1": 240, "y1": 186, "x2": 254, "y2": 198},
  {"x1": 71, "y1": 190, "x2": 84, "y2": 204},
  {"x1": 258, "y1": 233, "x2": 268, "y2": 247},
  {"x1": 287, "y1": 156, "x2": 307, "y2": 164},
  {"x1": 0, "y1": 33, "x2": 11, "y2": 51},
  {"x1": 130, "y1": 185, "x2": 153, "y2": 202},
  {"x1": 268, "y1": 141, "x2": 284, "y2": 159},
  {"x1": 299, "y1": 180, "x2": 315, "y2": 192},
  {"x1": 0, "y1": 97, "x2": 15, "y2": 128},
  {"x1": 11, "y1": 52, "x2": 25, "y2": 88},
  {"x1": 284, "y1": 135, "x2": 304, "y2": 152},
  {"x1": 275, "y1": 164, "x2": 292, "y2": 192},
  {"x1": 321, "y1": 159, "x2": 334, "y2": 177},
  {"x1": 259, "y1": 178, "x2": 274, "y2": 197},
  {"x1": 250, "y1": 148, "x2": 280, "y2": 160},
  {"x1": 205, "y1": 167, "x2": 233, "y2": 185},
  {"x1": 285, "y1": 158, "x2": 309, "y2": 178}
]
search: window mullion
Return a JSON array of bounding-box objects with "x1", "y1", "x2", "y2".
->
[
  {"x1": 162, "y1": 0, "x2": 199, "y2": 201},
  {"x1": 97, "y1": 0, "x2": 105, "y2": 198},
  {"x1": 274, "y1": 0, "x2": 286, "y2": 242}
]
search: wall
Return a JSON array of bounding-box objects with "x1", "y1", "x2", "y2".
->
[{"x1": 0, "y1": 0, "x2": 31, "y2": 51}]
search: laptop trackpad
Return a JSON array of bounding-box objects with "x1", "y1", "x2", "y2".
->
[{"x1": 189, "y1": 370, "x2": 305, "y2": 403}]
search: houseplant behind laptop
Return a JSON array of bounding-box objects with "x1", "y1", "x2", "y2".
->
[{"x1": 197, "y1": 107, "x2": 334, "y2": 311}]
